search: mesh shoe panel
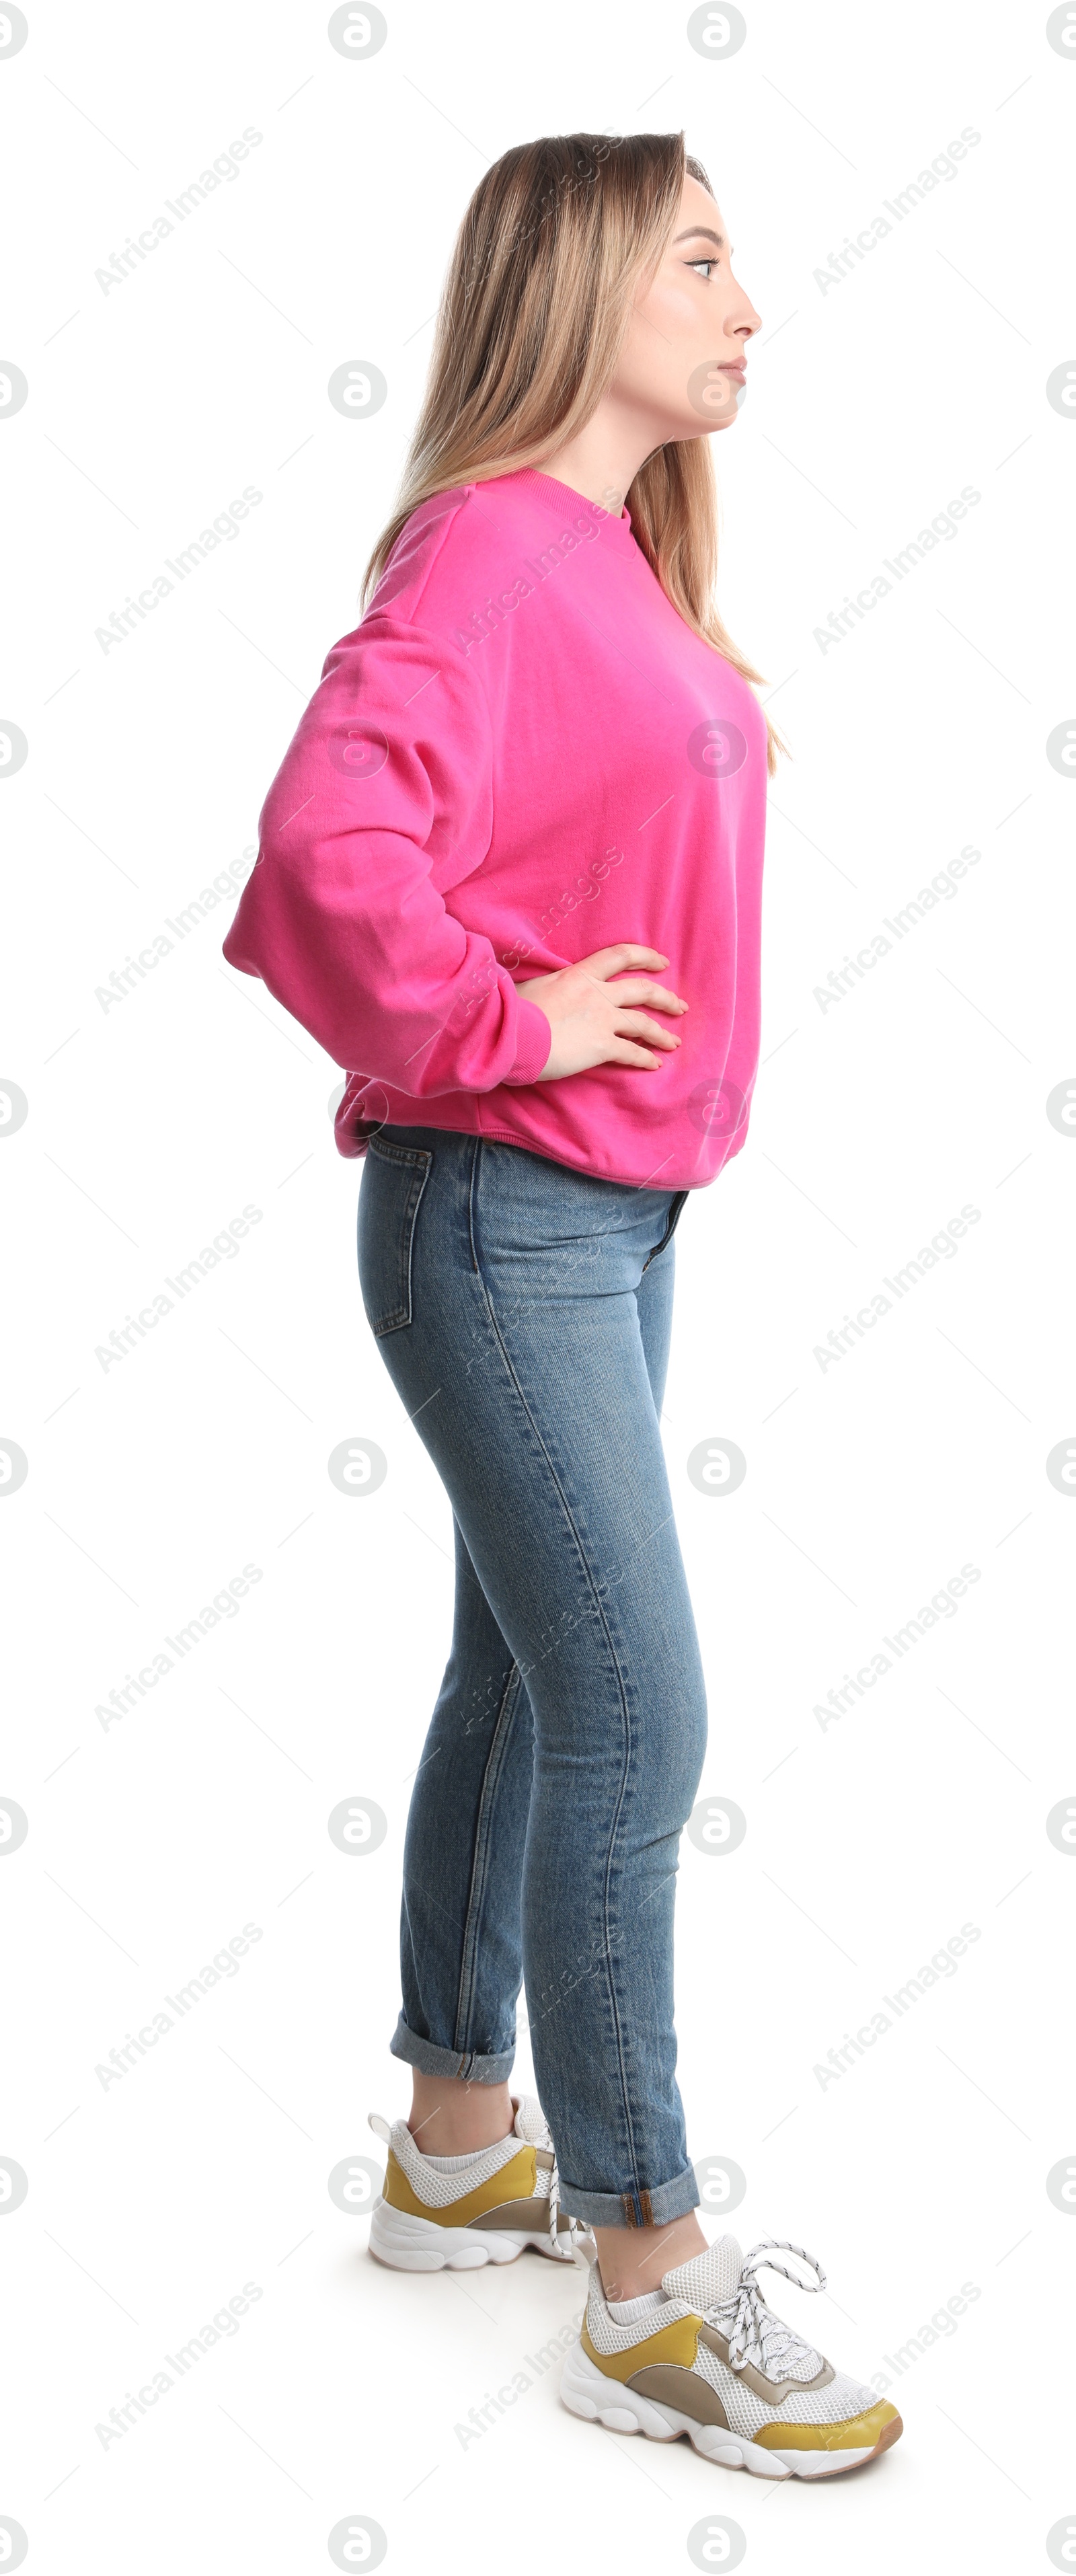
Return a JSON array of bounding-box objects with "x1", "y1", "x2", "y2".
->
[
  {"x1": 585, "y1": 2237, "x2": 878, "y2": 2432},
  {"x1": 584, "y1": 2272, "x2": 693, "y2": 2355},
  {"x1": 387, "y1": 2120, "x2": 527, "y2": 2209},
  {"x1": 691, "y1": 2342, "x2": 878, "y2": 2435}
]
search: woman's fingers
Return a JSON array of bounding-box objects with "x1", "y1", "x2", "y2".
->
[
  {"x1": 608, "y1": 1037, "x2": 665, "y2": 1067},
  {"x1": 601, "y1": 976, "x2": 687, "y2": 1013},
  {"x1": 612, "y1": 1008, "x2": 683, "y2": 1050},
  {"x1": 519, "y1": 941, "x2": 691, "y2": 1078},
  {"x1": 581, "y1": 944, "x2": 670, "y2": 980}
]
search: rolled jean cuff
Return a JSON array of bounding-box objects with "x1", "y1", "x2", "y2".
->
[
  {"x1": 559, "y1": 2164, "x2": 701, "y2": 2230},
  {"x1": 389, "y1": 2014, "x2": 516, "y2": 2086}
]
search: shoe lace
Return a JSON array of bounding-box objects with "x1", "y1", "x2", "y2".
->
[
  {"x1": 514, "y1": 2096, "x2": 586, "y2": 2263},
  {"x1": 709, "y1": 2238, "x2": 827, "y2": 2375}
]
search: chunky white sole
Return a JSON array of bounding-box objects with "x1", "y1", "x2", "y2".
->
[
  {"x1": 559, "y1": 2341, "x2": 883, "y2": 2480},
  {"x1": 369, "y1": 2197, "x2": 572, "y2": 2271}
]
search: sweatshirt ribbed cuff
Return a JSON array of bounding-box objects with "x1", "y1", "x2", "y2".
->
[{"x1": 504, "y1": 995, "x2": 552, "y2": 1086}]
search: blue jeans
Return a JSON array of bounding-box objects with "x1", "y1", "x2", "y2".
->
[{"x1": 356, "y1": 1127, "x2": 706, "y2": 2228}]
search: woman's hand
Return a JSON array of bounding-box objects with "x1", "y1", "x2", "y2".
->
[{"x1": 516, "y1": 944, "x2": 687, "y2": 1081}]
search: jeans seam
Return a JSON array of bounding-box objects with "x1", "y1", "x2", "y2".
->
[
  {"x1": 360, "y1": 1145, "x2": 432, "y2": 1335},
  {"x1": 453, "y1": 1660, "x2": 526, "y2": 2055},
  {"x1": 468, "y1": 1156, "x2": 644, "y2": 2197},
  {"x1": 367, "y1": 1137, "x2": 432, "y2": 1171},
  {"x1": 467, "y1": 1135, "x2": 482, "y2": 1273}
]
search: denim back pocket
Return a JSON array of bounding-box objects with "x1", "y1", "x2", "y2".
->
[{"x1": 357, "y1": 1137, "x2": 432, "y2": 1337}]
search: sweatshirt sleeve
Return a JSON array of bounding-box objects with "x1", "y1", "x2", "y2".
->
[{"x1": 222, "y1": 615, "x2": 551, "y2": 1094}]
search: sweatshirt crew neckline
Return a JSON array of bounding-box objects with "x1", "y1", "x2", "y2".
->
[{"x1": 506, "y1": 465, "x2": 636, "y2": 543}]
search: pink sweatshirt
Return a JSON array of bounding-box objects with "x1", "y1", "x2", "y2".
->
[{"x1": 223, "y1": 466, "x2": 768, "y2": 1190}]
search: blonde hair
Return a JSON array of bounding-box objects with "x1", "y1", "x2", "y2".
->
[{"x1": 363, "y1": 130, "x2": 785, "y2": 774}]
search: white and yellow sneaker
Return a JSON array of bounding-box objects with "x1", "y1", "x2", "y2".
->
[
  {"x1": 367, "y1": 2093, "x2": 590, "y2": 2271},
  {"x1": 561, "y1": 2235, "x2": 902, "y2": 2479}
]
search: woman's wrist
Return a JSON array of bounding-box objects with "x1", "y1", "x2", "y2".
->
[{"x1": 506, "y1": 993, "x2": 554, "y2": 1084}]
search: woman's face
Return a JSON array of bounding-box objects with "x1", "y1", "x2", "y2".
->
[{"x1": 611, "y1": 172, "x2": 761, "y2": 445}]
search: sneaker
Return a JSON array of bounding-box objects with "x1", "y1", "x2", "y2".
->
[
  {"x1": 560, "y1": 2234, "x2": 902, "y2": 2478},
  {"x1": 367, "y1": 2093, "x2": 591, "y2": 2271}
]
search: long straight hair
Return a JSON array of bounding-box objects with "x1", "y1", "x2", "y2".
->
[{"x1": 363, "y1": 130, "x2": 785, "y2": 774}]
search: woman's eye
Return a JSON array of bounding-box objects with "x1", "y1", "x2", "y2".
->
[{"x1": 688, "y1": 258, "x2": 714, "y2": 278}]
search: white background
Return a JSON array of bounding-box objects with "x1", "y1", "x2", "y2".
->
[{"x1": 2, "y1": 2, "x2": 1073, "y2": 2569}]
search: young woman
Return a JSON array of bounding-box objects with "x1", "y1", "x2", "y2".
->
[{"x1": 224, "y1": 131, "x2": 901, "y2": 2481}]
